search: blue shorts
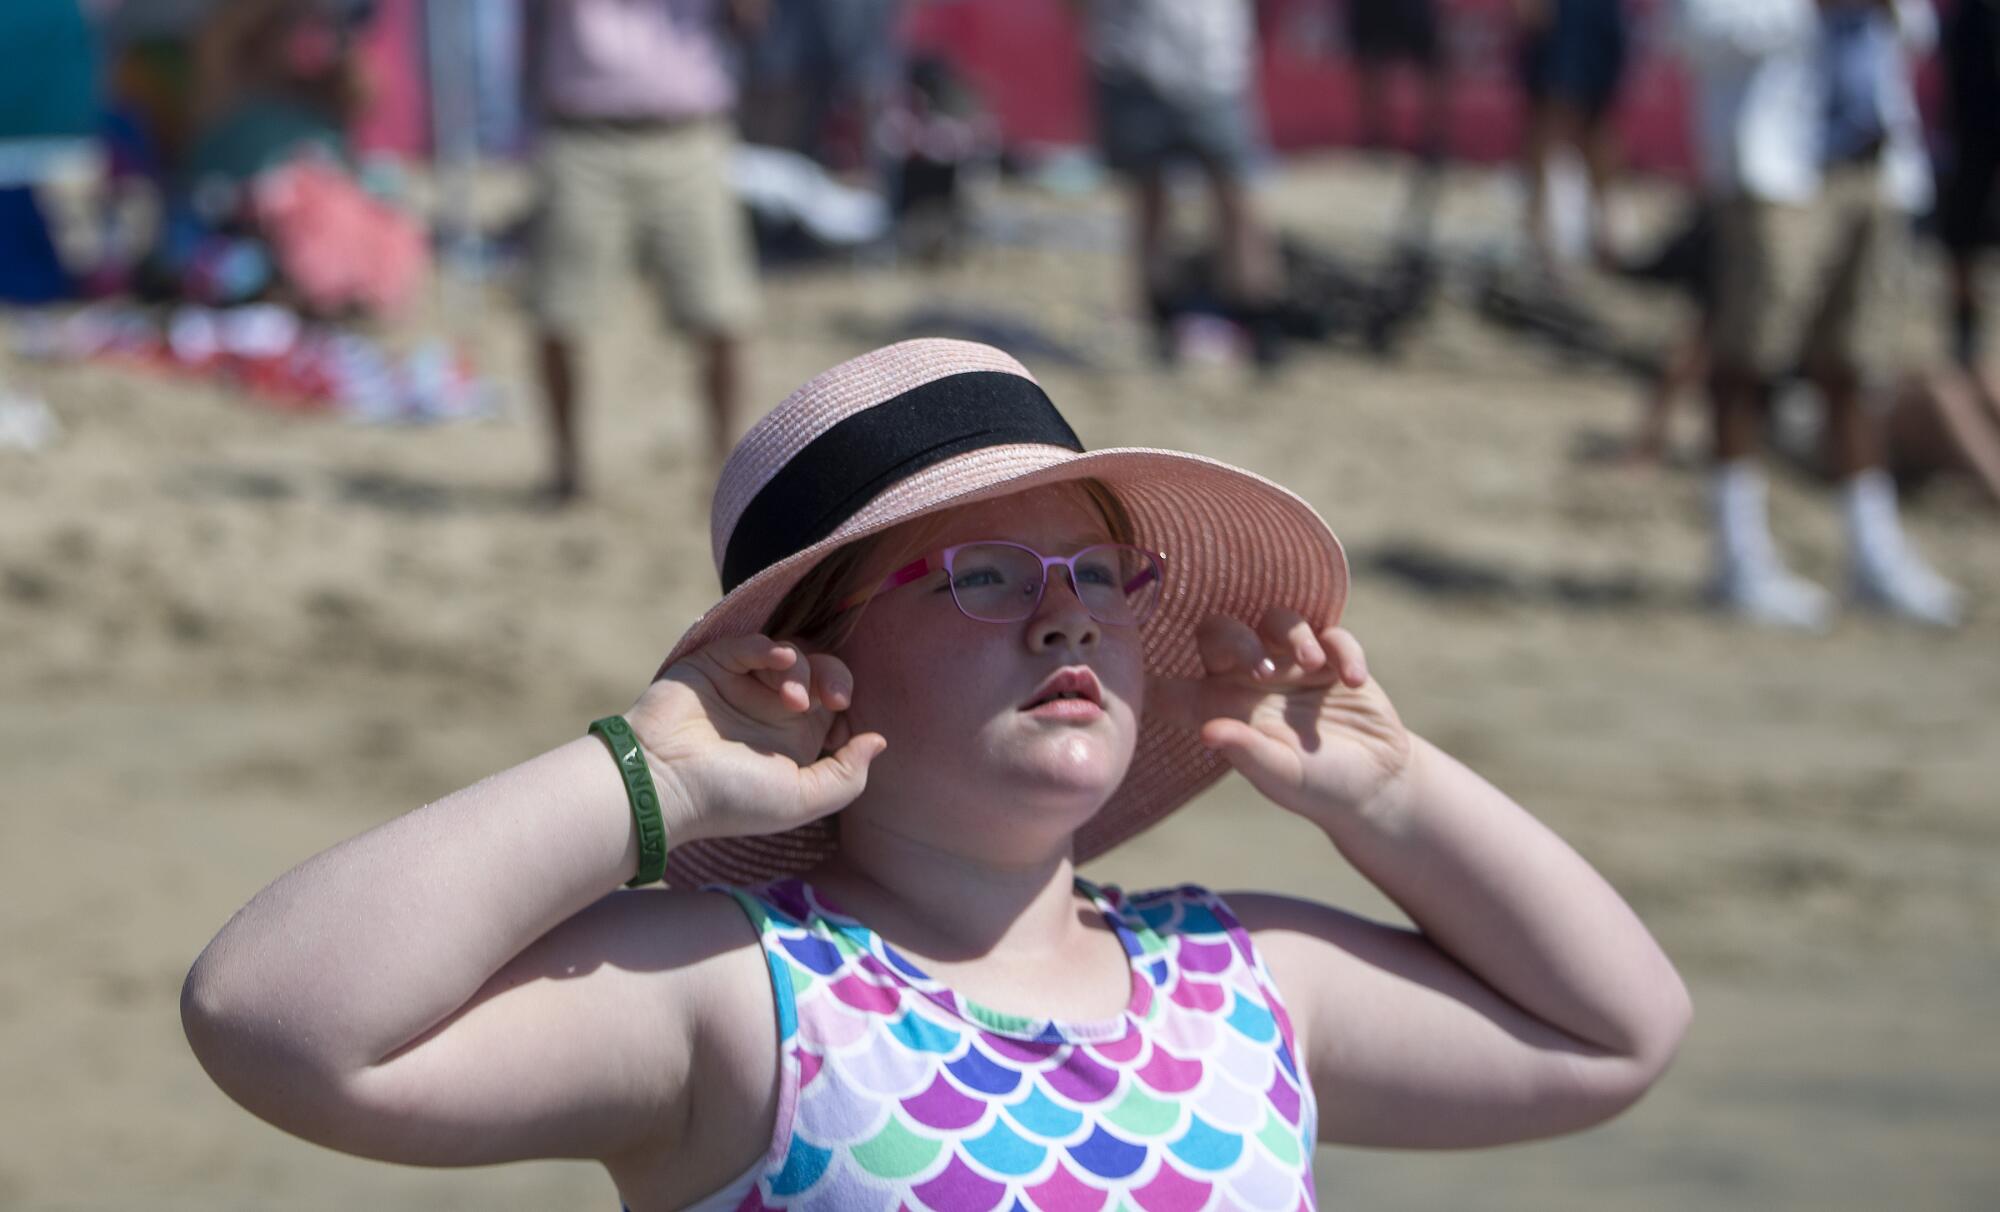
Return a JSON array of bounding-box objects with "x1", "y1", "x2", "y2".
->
[
  {"x1": 1518, "y1": 0, "x2": 1629, "y2": 119},
  {"x1": 1092, "y1": 71, "x2": 1260, "y2": 179},
  {"x1": 1347, "y1": 0, "x2": 1441, "y2": 68}
]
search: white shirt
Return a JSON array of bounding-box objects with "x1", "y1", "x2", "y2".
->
[
  {"x1": 1084, "y1": 0, "x2": 1254, "y2": 101},
  {"x1": 1678, "y1": 0, "x2": 1934, "y2": 211}
]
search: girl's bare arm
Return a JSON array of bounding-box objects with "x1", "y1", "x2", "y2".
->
[
  {"x1": 1154, "y1": 617, "x2": 1688, "y2": 1146},
  {"x1": 1234, "y1": 736, "x2": 1691, "y2": 1147},
  {"x1": 179, "y1": 738, "x2": 765, "y2": 1167},
  {"x1": 183, "y1": 636, "x2": 877, "y2": 1179}
]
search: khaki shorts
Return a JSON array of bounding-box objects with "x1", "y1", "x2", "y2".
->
[
  {"x1": 528, "y1": 118, "x2": 759, "y2": 338},
  {"x1": 1710, "y1": 163, "x2": 1910, "y2": 381}
]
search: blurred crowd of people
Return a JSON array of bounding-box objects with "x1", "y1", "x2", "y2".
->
[
  {"x1": 3, "y1": 0, "x2": 1993, "y2": 626},
  {"x1": 1, "y1": 0, "x2": 413, "y2": 311}
]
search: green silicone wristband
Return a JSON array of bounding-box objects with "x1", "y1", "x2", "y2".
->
[{"x1": 589, "y1": 715, "x2": 668, "y2": 886}]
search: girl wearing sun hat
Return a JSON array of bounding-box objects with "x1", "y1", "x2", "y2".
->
[{"x1": 184, "y1": 339, "x2": 1689, "y2": 1210}]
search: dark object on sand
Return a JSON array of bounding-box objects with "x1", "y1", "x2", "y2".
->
[
  {"x1": 1362, "y1": 540, "x2": 1662, "y2": 609},
  {"x1": 1472, "y1": 261, "x2": 1661, "y2": 381},
  {"x1": 1274, "y1": 237, "x2": 1438, "y2": 355},
  {"x1": 1148, "y1": 235, "x2": 1439, "y2": 366},
  {"x1": 1610, "y1": 203, "x2": 1716, "y2": 304},
  {"x1": 849, "y1": 302, "x2": 1097, "y2": 370}
]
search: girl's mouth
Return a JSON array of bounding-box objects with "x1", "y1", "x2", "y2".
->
[{"x1": 1022, "y1": 668, "x2": 1104, "y2": 720}]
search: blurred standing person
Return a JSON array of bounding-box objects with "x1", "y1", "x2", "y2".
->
[
  {"x1": 1344, "y1": 0, "x2": 1449, "y2": 161},
  {"x1": 1680, "y1": 0, "x2": 1960, "y2": 628},
  {"x1": 1516, "y1": 0, "x2": 1630, "y2": 273},
  {"x1": 1939, "y1": 0, "x2": 1999, "y2": 371},
  {"x1": 1071, "y1": 0, "x2": 1283, "y2": 365},
  {"x1": 525, "y1": 0, "x2": 764, "y2": 503}
]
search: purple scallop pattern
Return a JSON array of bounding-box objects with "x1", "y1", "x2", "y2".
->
[
  {"x1": 904, "y1": 1072, "x2": 991, "y2": 1132},
  {"x1": 1174, "y1": 937, "x2": 1238, "y2": 976},
  {"x1": 711, "y1": 879, "x2": 1318, "y2": 1211},
  {"x1": 1265, "y1": 1068, "x2": 1302, "y2": 1127},
  {"x1": 911, "y1": 1154, "x2": 1009, "y2": 1211},
  {"x1": 1041, "y1": 1048, "x2": 1121, "y2": 1105}
]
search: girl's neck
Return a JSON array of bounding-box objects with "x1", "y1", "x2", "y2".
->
[{"x1": 808, "y1": 823, "x2": 1092, "y2": 963}]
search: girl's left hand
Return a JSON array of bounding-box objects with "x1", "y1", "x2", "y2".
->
[{"x1": 1148, "y1": 613, "x2": 1413, "y2": 826}]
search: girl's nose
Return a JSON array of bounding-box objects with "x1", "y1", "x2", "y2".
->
[{"x1": 1026, "y1": 569, "x2": 1100, "y2": 652}]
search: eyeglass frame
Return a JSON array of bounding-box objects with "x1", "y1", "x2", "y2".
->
[{"x1": 836, "y1": 540, "x2": 1167, "y2": 625}]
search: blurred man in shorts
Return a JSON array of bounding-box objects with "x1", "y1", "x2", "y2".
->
[
  {"x1": 1072, "y1": 0, "x2": 1282, "y2": 365},
  {"x1": 526, "y1": 0, "x2": 763, "y2": 502},
  {"x1": 1681, "y1": 0, "x2": 1960, "y2": 627}
]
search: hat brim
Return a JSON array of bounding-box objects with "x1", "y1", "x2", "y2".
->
[{"x1": 656, "y1": 444, "x2": 1347, "y2": 888}]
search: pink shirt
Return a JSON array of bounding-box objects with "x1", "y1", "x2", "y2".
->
[{"x1": 537, "y1": 0, "x2": 735, "y2": 122}]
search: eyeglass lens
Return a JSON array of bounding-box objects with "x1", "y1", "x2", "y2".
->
[{"x1": 947, "y1": 543, "x2": 1161, "y2": 624}]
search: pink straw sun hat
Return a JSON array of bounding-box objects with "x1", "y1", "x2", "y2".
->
[{"x1": 656, "y1": 339, "x2": 1348, "y2": 888}]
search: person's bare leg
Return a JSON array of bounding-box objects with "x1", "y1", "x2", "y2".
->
[
  {"x1": 1128, "y1": 171, "x2": 1173, "y2": 359},
  {"x1": 701, "y1": 332, "x2": 744, "y2": 468},
  {"x1": 1131, "y1": 172, "x2": 1169, "y2": 307},
  {"x1": 1208, "y1": 169, "x2": 1277, "y2": 306},
  {"x1": 1354, "y1": 63, "x2": 1386, "y2": 151},
  {"x1": 1814, "y1": 361, "x2": 1877, "y2": 480},
  {"x1": 1209, "y1": 164, "x2": 1284, "y2": 366},
  {"x1": 1625, "y1": 317, "x2": 1705, "y2": 465},
  {"x1": 1947, "y1": 251, "x2": 1981, "y2": 368},
  {"x1": 1520, "y1": 103, "x2": 1556, "y2": 274},
  {"x1": 1581, "y1": 109, "x2": 1623, "y2": 267},
  {"x1": 1418, "y1": 63, "x2": 1451, "y2": 163},
  {"x1": 537, "y1": 330, "x2": 583, "y2": 502},
  {"x1": 1709, "y1": 364, "x2": 1761, "y2": 464}
]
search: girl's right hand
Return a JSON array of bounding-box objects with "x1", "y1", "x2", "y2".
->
[{"x1": 628, "y1": 634, "x2": 887, "y2": 845}]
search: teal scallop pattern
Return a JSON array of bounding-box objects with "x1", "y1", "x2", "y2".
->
[{"x1": 707, "y1": 879, "x2": 1318, "y2": 1211}]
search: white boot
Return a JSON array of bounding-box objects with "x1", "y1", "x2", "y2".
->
[
  {"x1": 1707, "y1": 461, "x2": 1834, "y2": 630},
  {"x1": 1844, "y1": 470, "x2": 1965, "y2": 627}
]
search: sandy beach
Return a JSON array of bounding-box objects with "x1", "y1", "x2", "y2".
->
[{"x1": 2, "y1": 154, "x2": 1996, "y2": 1211}]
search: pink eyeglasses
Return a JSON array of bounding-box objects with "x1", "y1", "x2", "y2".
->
[{"x1": 840, "y1": 541, "x2": 1166, "y2": 625}]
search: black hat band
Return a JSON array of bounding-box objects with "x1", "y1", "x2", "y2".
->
[{"x1": 720, "y1": 371, "x2": 1085, "y2": 592}]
